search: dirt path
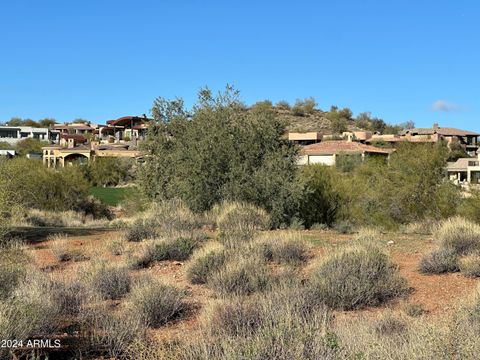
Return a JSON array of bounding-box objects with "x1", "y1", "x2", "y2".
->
[{"x1": 393, "y1": 252, "x2": 478, "y2": 313}]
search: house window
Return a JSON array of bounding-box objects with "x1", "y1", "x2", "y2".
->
[{"x1": 0, "y1": 130, "x2": 18, "y2": 138}]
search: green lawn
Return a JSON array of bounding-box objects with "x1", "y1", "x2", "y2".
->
[{"x1": 89, "y1": 187, "x2": 134, "y2": 206}]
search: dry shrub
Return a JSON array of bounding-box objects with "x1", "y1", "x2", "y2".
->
[
  {"x1": 109, "y1": 237, "x2": 128, "y2": 256},
  {"x1": 87, "y1": 262, "x2": 131, "y2": 300},
  {"x1": 146, "y1": 199, "x2": 200, "y2": 234},
  {"x1": 253, "y1": 232, "x2": 308, "y2": 265},
  {"x1": 216, "y1": 202, "x2": 270, "y2": 247},
  {"x1": 152, "y1": 236, "x2": 199, "y2": 261},
  {"x1": 310, "y1": 223, "x2": 328, "y2": 230},
  {"x1": 51, "y1": 278, "x2": 91, "y2": 316},
  {"x1": 0, "y1": 272, "x2": 60, "y2": 350},
  {"x1": 400, "y1": 219, "x2": 439, "y2": 235},
  {"x1": 354, "y1": 227, "x2": 382, "y2": 245},
  {"x1": 125, "y1": 338, "x2": 179, "y2": 360},
  {"x1": 183, "y1": 279, "x2": 337, "y2": 360},
  {"x1": 49, "y1": 233, "x2": 88, "y2": 262},
  {"x1": 418, "y1": 248, "x2": 459, "y2": 274},
  {"x1": 134, "y1": 236, "x2": 200, "y2": 268},
  {"x1": 419, "y1": 217, "x2": 480, "y2": 275},
  {"x1": 21, "y1": 209, "x2": 110, "y2": 228},
  {"x1": 373, "y1": 313, "x2": 408, "y2": 336},
  {"x1": 403, "y1": 303, "x2": 428, "y2": 317},
  {"x1": 0, "y1": 243, "x2": 28, "y2": 299},
  {"x1": 49, "y1": 233, "x2": 71, "y2": 261},
  {"x1": 208, "y1": 255, "x2": 272, "y2": 296},
  {"x1": 186, "y1": 242, "x2": 226, "y2": 284},
  {"x1": 127, "y1": 278, "x2": 188, "y2": 328},
  {"x1": 459, "y1": 253, "x2": 480, "y2": 277},
  {"x1": 334, "y1": 219, "x2": 355, "y2": 234},
  {"x1": 85, "y1": 306, "x2": 146, "y2": 359},
  {"x1": 124, "y1": 220, "x2": 157, "y2": 242},
  {"x1": 436, "y1": 217, "x2": 480, "y2": 256},
  {"x1": 311, "y1": 244, "x2": 409, "y2": 310},
  {"x1": 332, "y1": 286, "x2": 480, "y2": 359}
]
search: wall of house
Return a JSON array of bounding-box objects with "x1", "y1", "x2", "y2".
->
[
  {"x1": 297, "y1": 154, "x2": 336, "y2": 166},
  {"x1": 0, "y1": 127, "x2": 49, "y2": 144}
]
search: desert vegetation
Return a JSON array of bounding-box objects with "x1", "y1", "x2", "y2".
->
[{"x1": 1, "y1": 88, "x2": 480, "y2": 359}]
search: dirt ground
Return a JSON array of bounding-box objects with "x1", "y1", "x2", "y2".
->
[{"x1": 23, "y1": 228, "x2": 480, "y2": 342}]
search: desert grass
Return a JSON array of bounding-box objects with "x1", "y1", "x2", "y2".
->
[
  {"x1": 311, "y1": 243, "x2": 409, "y2": 310},
  {"x1": 17, "y1": 209, "x2": 110, "y2": 228},
  {"x1": 208, "y1": 254, "x2": 272, "y2": 296},
  {"x1": 84, "y1": 261, "x2": 131, "y2": 300},
  {"x1": 251, "y1": 232, "x2": 308, "y2": 265},
  {"x1": 126, "y1": 277, "x2": 189, "y2": 328},
  {"x1": 186, "y1": 242, "x2": 226, "y2": 284},
  {"x1": 215, "y1": 202, "x2": 270, "y2": 248},
  {"x1": 459, "y1": 253, "x2": 480, "y2": 277},
  {"x1": 420, "y1": 217, "x2": 480, "y2": 275}
]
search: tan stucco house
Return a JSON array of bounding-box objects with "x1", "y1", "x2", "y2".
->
[
  {"x1": 447, "y1": 153, "x2": 480, "y2": 185},
  {"x1": 298, "y1": 140, "x2": 395, "y2": 166}
]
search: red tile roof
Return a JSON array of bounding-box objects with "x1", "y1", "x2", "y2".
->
[
  {"x1": 60, "y1": 134, "x2": 87, "y2": 142},
  {"x1": 301, "y1": 140, "x2": 395, "y2": 155},
  {"x1": 106, "y1": 116, "x2": 151, "y2": 127},
  {"x1": 404, "y1": 127, "x2": 480, "y2": 136}
]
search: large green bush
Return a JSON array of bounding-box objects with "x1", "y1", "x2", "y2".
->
[
  {"x1": 337, "y1": 143, "x2": 458, "y2": 228},
  {"x1": 0, "y1": 158, "x2": 90, "y2": 214},
  {"x1": 83, "y1": 157, "x2": 135, "y2": 187},
  {"x1": 138, "y1": 86, "x2": 301, "y2": 227},
  {"x1": 298, "y1": 165, "x2": 340, "y2": 228}
]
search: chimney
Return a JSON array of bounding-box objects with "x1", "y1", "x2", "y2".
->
[{"x1": 433, "y1": 123, "x2": 439, "y2": 130}]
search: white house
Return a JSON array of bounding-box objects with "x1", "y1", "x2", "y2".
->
[{"x1": 0, "y1": 126, "x2": 50, "y2": 145}]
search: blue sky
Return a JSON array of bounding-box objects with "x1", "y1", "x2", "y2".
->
[{"x1": 1, "y1": 0, "x2": 479, "y2": 130}]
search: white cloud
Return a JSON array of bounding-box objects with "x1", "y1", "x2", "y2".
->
[{"x1": 432, "y1": 100, "x2": 460, "y2": 112}]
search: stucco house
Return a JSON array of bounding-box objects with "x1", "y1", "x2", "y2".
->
[
  {"x1": 0, "y1": 126, "x2": 50, "y2": 145},
  {"x1": 400, "y1": 124, "x2": 479, "y2": 155},
  {"x1": 288, "y1": 132, "x2": 322, "y2": 145},
  {"x1": 96, "y1": 115, "x2": 150, "y2": 145},
  {"x1": 42, "y1": 117, "x2": 145, "y2": 167},
  {"x1": 298, "y1": 140, "x2": 395, "y2": 166},
  {"x1": 447, "y1": 153, "x2": 480, "y2": 185}
]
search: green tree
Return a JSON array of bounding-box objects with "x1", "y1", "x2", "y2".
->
[
  {"x1": 0, "y1": 158, "x2": 90, "y2": 213},
  {"x1": 6, "y1": 117, "x2": 23, "y2": 126},
  {"x1": 447, "y1": 139, "x2": 469, "y2": 161},
  {"x1": 22, "y1": 119, "x2": 40, "y2": 127},
  {"x1": 327, "y1": 108, "x2": 348, "y2": 134},
  {"x1": 291, "y1": 97, "x2": 317, "y2": 116},
  {"x1": 340, "y1": 143, "x2": 457, "y2": 227},
  {"x1": 85, "y1": 158, "x2": 135, "y2": 186},
  {"x1": 73, "y1": 118, "x2": 90, "y2": 124},
  {"x1": 275, "y1": 100, "x2": 290, "y2": 110},
  {"x1": 139, "y1": 86, "x2": 300, "y2": 227},
  {"x1": 38, "y1": 118, "x2": 56, "y2": 127},
  {"x1": 355, "y1": 112, "x2": 372, "y2": 130},
  {"x1": 298, "y1": 165, "x2": 341, "y2": 228},
  {"x1": 15, "y1": 138, "x2": 49, "y2": 156}
]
